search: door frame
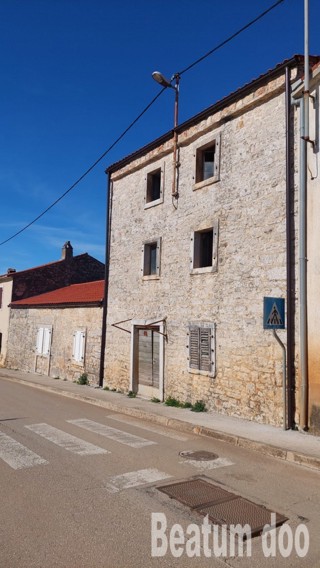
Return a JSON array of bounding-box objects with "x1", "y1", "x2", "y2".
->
[{"x1": 130, "y1": 318, "x2": 165, "y2": 401}]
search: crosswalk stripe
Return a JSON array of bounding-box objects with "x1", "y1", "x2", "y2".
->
[
  {"x1": 107, "y1": 415, "x2": 188, "y2": 441},
  {"x1": 67, "y1": 418, "x2": 156, "y2": 448},
  {"x1": 179, "y1": 456, "x2": 234, "y2": 470},
  {"x1": 105, "y1": 468, "x2": 172, "y2": 493},
  {"x1": 25, "y1": 423, "x2": 109, "y2": 456},
  {"x1": 0, "y1": 431, "x2": 48, "y2": 470}
]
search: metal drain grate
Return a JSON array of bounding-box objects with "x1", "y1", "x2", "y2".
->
[
  {"x1": 199, "y1": 498, "x2": 287, "y2": 537},
  {"x1": 158, "y1": 478, "x2": 236, "y2": 509},
  {"x1": 157, "y1": 477, "x2": 287, "y2": 537}
]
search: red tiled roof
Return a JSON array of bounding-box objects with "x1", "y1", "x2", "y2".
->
[{"x1": 10, "y1": 280, "x2": 105, "y2": 308}]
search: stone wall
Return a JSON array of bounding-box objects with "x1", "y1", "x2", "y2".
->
[
  {"x1": 7, "y1": 306, "x2": 103, "y2": 384},
  {"x1": 105, "y1": 73, "x2": 295, "y2": 426},
  {"x1": 0, "y1": 279, "x2": 13, "y2": 366}
]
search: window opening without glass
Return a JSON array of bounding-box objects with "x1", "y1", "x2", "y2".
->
[
  {"x1": 146, "y1": 169, "x2": 161, "y2": 203},
  {"x1": 194, "y1": 229, "x2": 213, "y2": 268}
]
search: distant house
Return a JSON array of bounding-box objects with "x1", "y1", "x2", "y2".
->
[
  {"x1": 0, "y1": 241, "x2": 104, "y2": 367},
  {"x1": 104, "y1": 55, "x2": 320, "y2": 434},
  {"x1": 6, "y1": 280, "x2": 104, "y2": 384}
]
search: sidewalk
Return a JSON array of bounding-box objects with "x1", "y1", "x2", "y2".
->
[{"x1": 1, "y1": 367, "x2": 320, "y2": 472}]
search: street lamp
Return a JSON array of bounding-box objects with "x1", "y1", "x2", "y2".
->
[{"x1": 152, "y1": 70, "x2": 180, "y2": 198}]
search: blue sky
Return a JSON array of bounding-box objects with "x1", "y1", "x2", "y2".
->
[{"x1": 0, "y1": 0, "x2": 319, "y2": 274}]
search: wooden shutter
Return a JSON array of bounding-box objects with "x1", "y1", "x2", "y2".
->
[
  {"x1": 0, "y1": 287, "x2": 3, "y2": 309},
  {"x1": 189, "y1": 326, "x2": 200, "y2": 369},
  {"x1": 199, "y1": 327, "x2": 211, "y2": 372}
]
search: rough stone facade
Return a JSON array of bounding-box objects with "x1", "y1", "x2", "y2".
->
[
  {"x1": 7, "y1": 306, "x2": 103, "y2": 384},
  {"x1": 104, "y1": 57, "x2": 320, "y2": 431}
]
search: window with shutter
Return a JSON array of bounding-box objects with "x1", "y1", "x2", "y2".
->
[
  {"x1": 72, "y1": 330, "x2": 86, "y2": 364},
  {"x1": 36, "y1": 327, "x2": 44, "y2": 354},
  {"x1": 0, "y1": 287, "x2": 3, "y2": 309},
  {"x1": 188, "y1": 323, "x2": 215, "y2": 377},
  {"x1": 36, "y1": 326, "x2": 52, "y2": 356}
]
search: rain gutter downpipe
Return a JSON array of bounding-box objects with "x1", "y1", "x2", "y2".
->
[
  {"x1": 285, "y1": 66, "x2": 293, "y2": 430},
  {"x1": 299, "y1": 0, "x2": 310, "y2": 430},
  {"x1": 99, "y1": 172, "x2": 113, "y2": 388}
]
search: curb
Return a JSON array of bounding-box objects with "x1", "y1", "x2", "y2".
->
[{"x1": 2, "y1": 374, "x2": 320, "y2": 473}]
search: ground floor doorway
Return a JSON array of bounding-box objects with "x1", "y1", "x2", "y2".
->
[{"x1": 130, "y1": 319, "x2": 164, "y2": 400}]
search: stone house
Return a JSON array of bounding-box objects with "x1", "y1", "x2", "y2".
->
[
  {"x1": 6, "y1": 280, "x2": 104, "y2": 384},
  {"x1": 0, "y1": 242, "x2": 105, "y2": 367},
  {"x1": 104, "y1": 55, "x2": 320, "y2": 434}
]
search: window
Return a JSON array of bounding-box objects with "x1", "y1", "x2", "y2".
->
[
  {"x1": 72, "y1": 330, "x2": 86, "y2": 364},
  {"x1": 196, "y1": 144, "x2": 215, "y2": 182},
  {"x1": 144, "y1": 166, "x2": 164, "y2": 208},
  {"x1": 188, "y1": 323, "x2": 216, "y2": 376},
  {"x1": 142, "y1": 238, "x2": 161, "y2": 278},
  {"x1": 0, "y1": 287, "x2": 2, "y2": 309},
  {"x1": 36, "y1": 326, "x2": 52, "y2": 356},
  {"x1": 147, "y1": 169, "x2": 161, "y2": 202},
  {"x1": 194, "y1": 134, "x2": 221, "y2": 189},
  {"x1": 190, "y1": 221, "x2": 219, "y2": 274}
]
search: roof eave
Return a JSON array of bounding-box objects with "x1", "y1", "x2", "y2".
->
[
  {"x1": 106, "y1": 55, "x2": 318, "y2": 175},
  {"x1": 10, "y1": 301, "x2": 103, "y2": 309}
]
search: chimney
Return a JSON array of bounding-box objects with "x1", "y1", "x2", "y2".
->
[
  {"x1": 7, "y1": 268, "x2": 16, "y2": 275},
  {"x1": 61, "y1": 241, "x2": 73, "y2": 261}
]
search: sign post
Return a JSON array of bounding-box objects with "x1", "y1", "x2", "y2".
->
[{"x1": 263, "y1": 297, "x2": 287, "y2": 430}]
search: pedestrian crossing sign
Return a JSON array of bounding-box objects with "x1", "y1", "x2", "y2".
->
[{"x1": 263, "y1": 297, "x2": 285, "y2": 329}]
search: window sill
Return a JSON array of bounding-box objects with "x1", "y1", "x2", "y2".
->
[
  {"x1": 190, "y1": 266, "x2": 217, "y2": 275},
  {"x1": 188, "y1": 367, "x2": 215, "y2": 378},
  {"x1": 142, "y1": 275, "x2": 160, "y2": 281},
  {"x1": 144, "y1": 197, "x2": 163, "y2": 209},
  {"x1": 193, "y1": 176, "x2": 219, "y2": 191}
]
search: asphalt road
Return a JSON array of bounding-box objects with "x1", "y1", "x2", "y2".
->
[{"x1": 0, "y1": 379, "x2": 319, "y2": 568}]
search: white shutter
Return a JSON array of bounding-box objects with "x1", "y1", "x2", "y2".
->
[
  {"x1": 42, "y1": 328, "x2": 51, "y2": 356},
  {"x1": 73, "y1": 331, "x2": 86, "y2": 363},
  {"x1": 36, "y1": 327, "x2": 44, "y2": 354},
  {"x1": 79, "y1": 331, "x2": 86, "y2": 362}
]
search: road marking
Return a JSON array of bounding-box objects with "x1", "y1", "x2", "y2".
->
[
  {"x1": 25, "y1": 423, "x2": 109, "y2": 456},
  {"x1": 68, "y1": 418, "x2": 156, "y2": 448},
  {"x1": 107, "y1": 415, "x2": 188, "y2": 441},
  {"x1": 105, "y1": 468, "x2": 172, "y2": 493},
  {"x1": 179, "y1": 456, "x2": 234, "y2": 470},
  {"x1": 0, "y1": 431, "x2": 48, "y2": 470}
]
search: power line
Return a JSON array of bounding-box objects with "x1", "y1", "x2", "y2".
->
[
  {"x1": 0, "y1": 87, "x2": 166, "y2": 247},
  {"x1": 0, "y1": 0, "x2": 286, "y2": 247},
  {"x1": 178, "y1": 0, "x2": 286, "y2": 76}
]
